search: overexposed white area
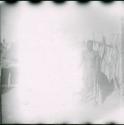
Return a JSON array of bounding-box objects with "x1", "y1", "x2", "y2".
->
[{"x1": 1, "y1": 1, "x2": 124, "y2": 123}]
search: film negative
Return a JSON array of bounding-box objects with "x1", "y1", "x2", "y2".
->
[{"x1": 0, "y1": 1, "x2": 124, "y2": 124}]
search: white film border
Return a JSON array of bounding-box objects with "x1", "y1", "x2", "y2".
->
[{"x1": 0, "y1": 1, "x2": 124, "y2": 124}]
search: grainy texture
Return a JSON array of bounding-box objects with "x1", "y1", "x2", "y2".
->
[{"x1": 0, "y1": 1, "x2": 124, "y2": 124}]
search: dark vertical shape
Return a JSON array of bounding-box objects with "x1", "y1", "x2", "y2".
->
[{"x1": 0, "y1": 4, "x2": 2, "y2": 124}]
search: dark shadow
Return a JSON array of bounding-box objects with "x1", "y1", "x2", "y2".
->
[
  {"x1": 5, "y1": 0, "x2": 18, "y2": 4},
  {"x1": 53, "y1": 0, "x2": 66, "y2": 4},
  {"x1": 101, "y1": 1, "x2": 114, "y2": 5},
  {"x1": 77, "y1": 0, "x2": 90, "y2": 5},
  {"x1": 1, "y1": 67, "x2": 17, "y2": 94},
  {"x1": 29, "y1": 0, "x2": 42, "y2": 5}
]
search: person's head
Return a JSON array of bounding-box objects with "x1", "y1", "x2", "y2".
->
[{"x1": 87, "y1": 40, "x2": 93, "y2": 51}]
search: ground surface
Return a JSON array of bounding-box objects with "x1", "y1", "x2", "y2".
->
[{"x1": 1, "y1": 86, "x2": 123, "y2": 124}]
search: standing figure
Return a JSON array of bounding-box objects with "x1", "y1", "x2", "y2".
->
[
  {"x1": 82, "y1": 37, "x2": 114, "y2": 105},
  {"x1": 82, "y1": 40, "x2": 101, "y2": 105}
]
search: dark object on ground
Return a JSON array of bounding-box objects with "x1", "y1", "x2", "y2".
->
[{"x1": 1, "y1": 67, "x2": 17, "y2": 94}]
